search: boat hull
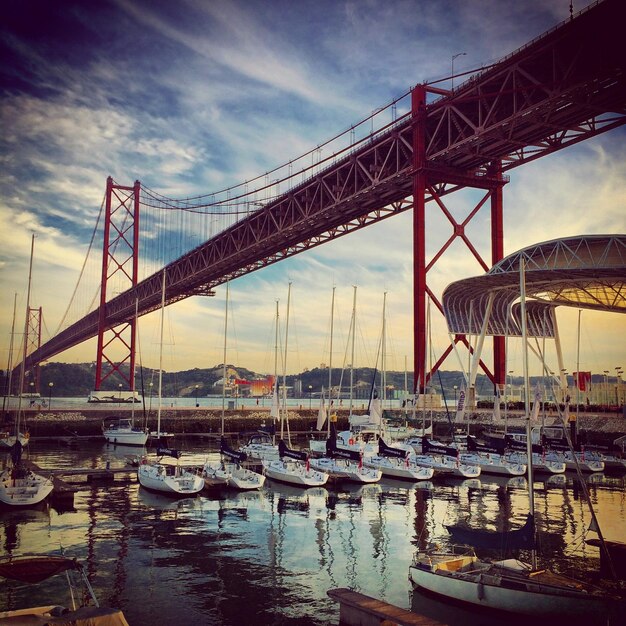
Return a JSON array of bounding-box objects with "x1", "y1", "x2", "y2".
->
[
  {"x1": 309, "y1": 457, "x2": 381, "y2": 484},
  {"x1": 262, "y1": 459, "x2": 328, "y2": 487},
  {"x1": 364, "y1": 456, "x2": 435, "y2": 481},
  {"x1": 138, "y1": 462, "x2": 204, "y2": 497},
  {"x1": 409, "y1": 564, "x2": 615, "y2": 620},
  {"x1": 0, "y1": 469, "x2": 53, "y2": 506}
]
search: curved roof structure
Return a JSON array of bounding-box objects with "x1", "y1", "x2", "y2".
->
[{"x1": 442, "y1": 234, "x2": 626, "y2": 338}]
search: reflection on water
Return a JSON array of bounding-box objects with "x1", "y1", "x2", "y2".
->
[{"x1": 1, "y1": 441, "x2": 624, "y2": 625}]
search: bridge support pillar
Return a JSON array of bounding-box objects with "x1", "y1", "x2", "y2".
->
[
  {"x1": 93, "y1": 177, "x2": 140, "y2": 398},
  {"x1": 411, "y1": 86, "x2": 507, "y2": 395}
]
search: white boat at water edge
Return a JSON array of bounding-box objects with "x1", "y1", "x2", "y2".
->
[
  {"x1": 309, "y1": 456, "x2": 382, "y2": 484},
  {"x1": 262, "y1": 439, "x2": 328, "y2": 488},
  {"x1": 409, "y1": 545, "x2": 622, "y2": 622},
  {"x1": 0, "y1": 459, "x2": 53, "y2": 507},
  {"x1": 102, "y1": 417, "x2": 148, "y2": 446},
  {"x1": 362, "y1": 437, "x2": 435, "y2": 481},
  {"x1": 203, "y1": 437, "x2": 265, "y2": 490},
  {"x1": 138, "y1": 455, "x2": 204, "y2": 497}
]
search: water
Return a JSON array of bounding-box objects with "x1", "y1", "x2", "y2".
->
[{"x1": 1, "y1": 440, "x2": 624, "y2": 625}]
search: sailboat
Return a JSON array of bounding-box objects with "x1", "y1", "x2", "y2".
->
[
  {"x1": 0, "y1": 294, "x2": 30, "y2": 451},
  {"x1": 263, "y1": 439, "x2": 328, "y2": 487},
  {"x1": 409, "y1": 259, "x2": 623, "y2": 621},
  {"x1": 262, "y1": 284, "x2": 328, "y2": 488},
  {"x1": 309, "y1": 419, "x2": 382, "y2": 484},
  {"x1": 363, "y1": 437, "x2": 434, "y2": 482},
  {"x1": 137, "y1": 269, "x2": 204, "y2": 497},
  {"x1": 102, "y1": 299, "x2": 148, "y2": 447},
  {"x1": 239, "y1": 301, "x2": 281, "y2": 462},
  {"x1": 202, "y1": 283, "x2": 265, "y2": 491},
  {"x1": 0, "y1": 235, "x2": 53, "y2": 507}
]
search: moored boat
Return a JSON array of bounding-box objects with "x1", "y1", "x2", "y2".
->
[{"x1": 102, "y1": 417, "x2": 148, "y2": 446}]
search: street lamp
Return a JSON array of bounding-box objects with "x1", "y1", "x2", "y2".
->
[
  {"x1": 195, "y1": 384, "x2": 199, "y2": 408},
  {"x1": 616, "y1": 367, "x2": 623, "y2": 406},
  {"x1": 453, "y1": 385, "x2": 458, "y2": 404},
  {"x1": 603, "y1": 370, "x2": 609, "y2": 407},
  {"x1": 308, "y1": 385, "x2": 313, "y2": 409},
  {"x1": 118, "y1": 383, "x2": 123, "y2": 407},
  {"x1": 48, "y1": 382, "x2": 53, "y2": 410},
  {"x1": 149, "y1": 382, "x2": 154, "y2": 415},
  {"x1": 451, "y1": 52, "x2": 467, "y2": 90}
]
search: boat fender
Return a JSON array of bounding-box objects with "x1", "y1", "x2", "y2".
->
[
  {"x1": 349, "y1": 438, "x2": 354, "y2": 445},
  {"x1": 141, "y1": 458, "x2": 147, "y2": 465},
  {"x1": 477, "y1": 575, "x2": 485, "y2": 601}
]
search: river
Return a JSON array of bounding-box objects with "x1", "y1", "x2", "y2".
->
[{"x1": 1, "y1": 439, "x2": 624, "y2": 625}]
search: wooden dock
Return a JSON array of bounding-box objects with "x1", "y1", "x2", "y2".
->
[{"x1": 327, "y1": 588, "x2": 446, "y2": 626}]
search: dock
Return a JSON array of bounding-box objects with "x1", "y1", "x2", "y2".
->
[
  {"x1": 22, "y1": 460, "x2": 139, "y2": 508},
  {"x1": 327, "y1": 588, "x2": 446, "y2": 626}
]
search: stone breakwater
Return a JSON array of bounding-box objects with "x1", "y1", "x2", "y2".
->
[{"x1": 4, "y1": 407, "x2": 625, "y2": 445}]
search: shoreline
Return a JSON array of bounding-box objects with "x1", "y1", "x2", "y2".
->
[{"x1": 3, "y1": 406, "x2": 625, "y2": 445}]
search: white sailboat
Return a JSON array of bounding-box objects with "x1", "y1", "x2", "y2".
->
[
  {"x1": 262, "y1": 439, "x2": 328, "y2": 487},
  {"x1": 363, "y1": 438, "x2": 434, "y2": 482},
  {"x1": 239, "y1": 300, "x2": 281, "y2": 462},
  {"x1": 137, "y1": 269, "x2": 204, "y2": 497},
  {"x1": 202, "y1": 283, "x2": 265, "y2": 491},
  {"x1": 262, "y1": 284, "x2": 327, "y2": 488},
  {"x1": 0, "y1": 235, "x2": 53, "y2": 507},
  {"x1": 409, "y1": 259, "x2": 623, "y2": 620}
]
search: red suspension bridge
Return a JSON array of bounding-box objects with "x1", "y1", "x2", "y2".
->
[{"x1": 20, "y1": 0, "x2": 626, "y2": 396}]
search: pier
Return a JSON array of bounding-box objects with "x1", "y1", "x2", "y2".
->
[{"x1": 327, "y1": 588, "x2": 445, "y2": 626}]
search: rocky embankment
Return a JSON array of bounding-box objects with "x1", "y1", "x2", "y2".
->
[{"x1": 5, "y1": 407, "x2": 625, "y2": 446}]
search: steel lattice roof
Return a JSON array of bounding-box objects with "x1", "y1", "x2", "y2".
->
[{"x1": 442, "y1": 234, "x2": 626, "y2": 338}]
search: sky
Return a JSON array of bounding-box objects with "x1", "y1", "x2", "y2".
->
[{"x1": 1, "y1": 0, "x2": 625, "y2": 387}]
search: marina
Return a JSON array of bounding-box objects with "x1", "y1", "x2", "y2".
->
[{"x1": 1, "y1": 437, "x2": 625, "y2": 625}]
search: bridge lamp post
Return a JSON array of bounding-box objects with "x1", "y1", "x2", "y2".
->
[
  {"x1": 308, "y1": 385, "x2": 313, "y2": 409},
  {"x1": 195, "y1": 384, "x2": 199, "y2": 408},
  {"x1": 48, "y1": 382, "x2": 53, "y2": 410},
  {"x1": 616, "y1": 367, "x2": 623, "y2": 406},
  {"x1": 603, "y1": 370, "x2": 609, "y2": 407},
  {"x1": 453, "y1": 385, "x2": 458, "y2": 405},
  {"x1": 118, "y1": 383, "x2": 123, "y2": 407},
  {"x1": 451, "y1": 52, "x2": 466, "y2": 90},
  {"x1": 149, "y1": 382, "x2": 154, "y2": 415}
]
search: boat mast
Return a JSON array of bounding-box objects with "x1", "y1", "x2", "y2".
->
[
  {"x1": 221, "y1": 281, "x2": 229, "y2": 437},
  {"x1": 156, "y1": 268, "x2": 166, "y2": 439},
  {"x1": 327, "y1": 286, "x2": 335, "y2": 436},
  {"x1": 349, "y1": 285, "x2": 357, "y2": 416},
  {"x1": 16, "y1": 234, "x2": 36, "y2": 435},
  {"x1": 131, "y1": 297, "x2": 138, "y2": 425},
  {"x1": 1, "y1": 293, "x2": 18, "y2": 419},
  {"x1": 382, "y1": 291, "x2": 387, "y2": 419},
  {"x1": 519, "y1": 258, "x2": 537, "y2": 569},
  {"x1": 575, "y1": 309, "x2": 581, "y2": 423},
  {"x1": 282, "y1": 282, "x2": 292, "y2": 446}
]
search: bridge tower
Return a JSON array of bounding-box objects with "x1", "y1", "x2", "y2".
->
[
  {"x1": 412, "y1": 85, "x2": 506, "y2": 402},
  {"x1": 92, "y1": 177, "x2": 140, "y2": 402}
]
